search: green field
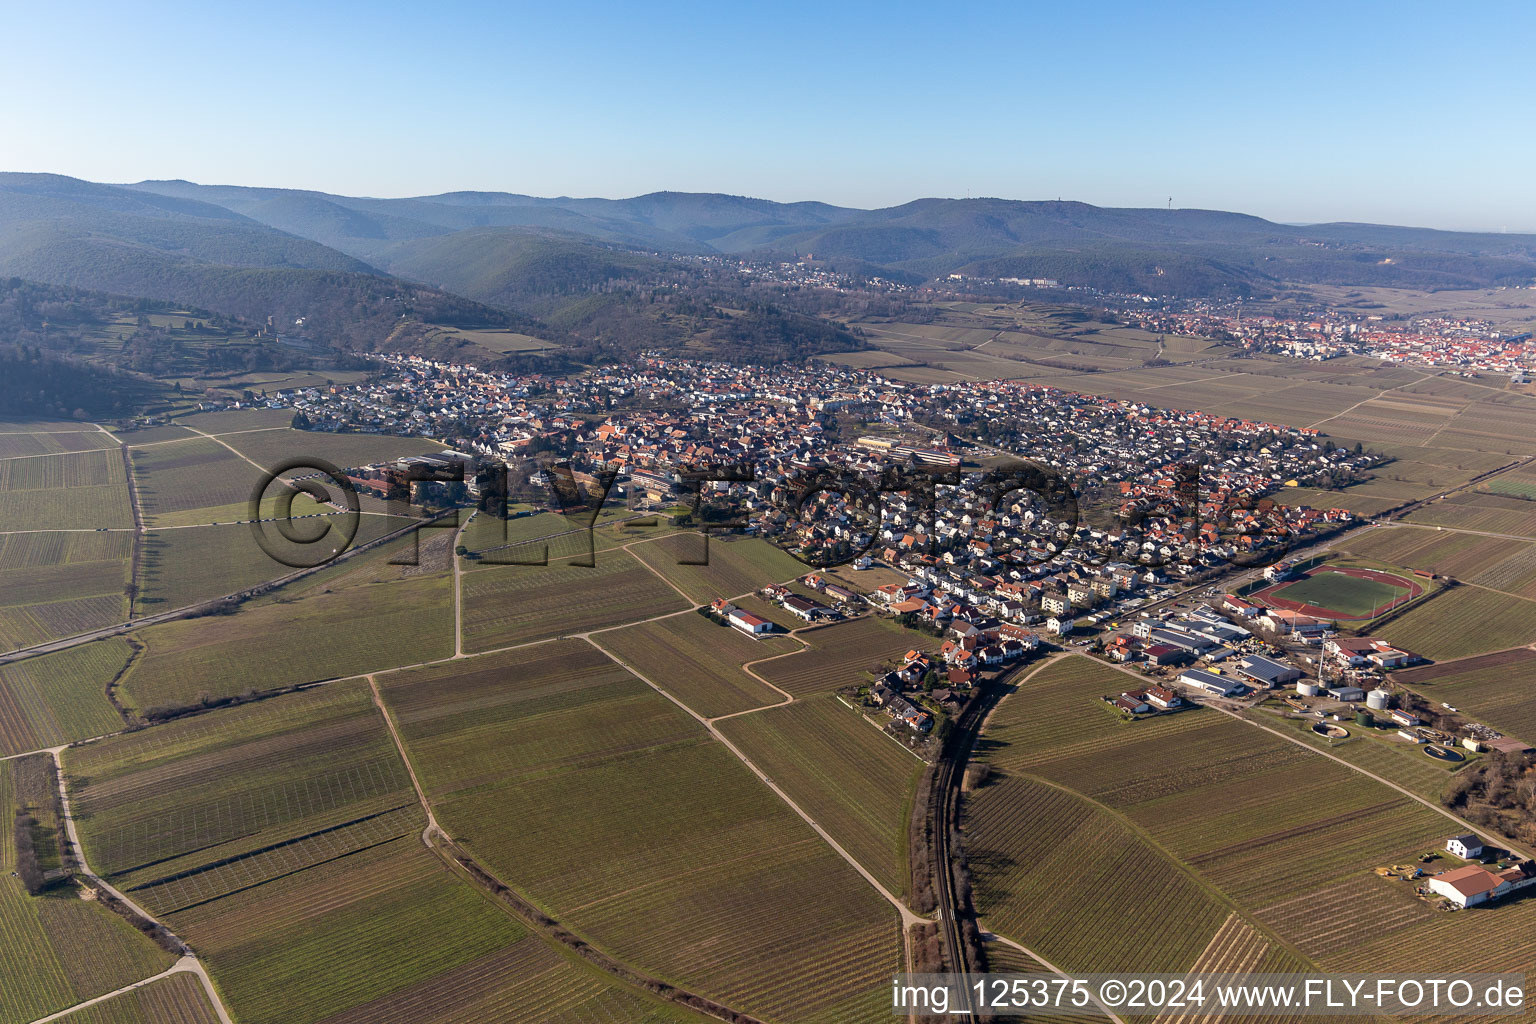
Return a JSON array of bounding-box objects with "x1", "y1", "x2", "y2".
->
[
  {"x1": 1269, "y1": 568, "x2": 1409, "y2": 617},
  {"x1": 127, "y1": 438, "x2": 265, "y2": 527},
  {"x1": 1403, "y1": 491, "x2": 1536, "y2": 538},
  {"x1": 0, "y1": 448, "x2": 133, "y2": 532},
  {"x1": 64, "y1": 683, "x2": 684, "y2": 1024},
  {"x1": 168, "y1": 408, "x2": 303, "y2": 432},
  {"x1": 459, "y1": 553, "x2": 688, "y2": 652},
  {"x1": 0, "y1": 640, "x2": 131, "y2": 756},
  {"x1": 0, "y1": 427, "x2": 120, "y2": 457},
  {"x1": 137, "y1": 513, "x2": 416, "y2": 610},
  {"x1": 1375, "y1": 585, "x2": 1536, "y2": 661},
  {"x1": 1395, "y1": 649, "x2": 1536, "y2": 744},
  {"x1": 717, "y1": 695, "x2": 922, "y2": 895},
  {"x1": 0, "y1": 756, "x2": 174, "y2": 1024},
  {"x1": 378, "y1": 640, "x2": 902, "y2": 1024},
  {"x1": 597, "y1": 611, "x2": 785, "y2": 717},
  {"x1": 625, "y1": 533, "x2": 810, "y2": 603},
  {"x1": 46, "y1": 972, "x2": 223, "y2": 1024},
  {"x1": 215, "y1": 427, "x2": 444, "y2": 471},
  {"x1": 461, "y1": 507, "x2": 650, "y2": 562},
  {"x1": 755, "y1": 616, "x2": 931, "y2": 697},
  {"x1": 0, "y1": 532, "x2": 131, "y2": 652},
  {"x1": 964, "y1": 655, "x2": 1474, "y2": 976},
  {"x1": 121, "y1": 572, "x2": 452, "y2": 712}
]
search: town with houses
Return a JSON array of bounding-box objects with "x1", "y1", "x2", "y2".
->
[
  {"x1": 1114, "y1": 301, "x2": 1536, "y2": 378},
  {"x1": 201, "y1": 347, "x2": 1536, "y2": 914}
]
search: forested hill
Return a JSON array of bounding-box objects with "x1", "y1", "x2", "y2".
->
[
  {"x1": 120, "y1": 178, "x2": 1536, "y2": 295},
  {"x1": 0, "y1": 174, "x2": 528, "y2": 351}
]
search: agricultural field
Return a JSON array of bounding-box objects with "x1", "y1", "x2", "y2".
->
[
  {"x1": 378, "y1": 640, "x2": 903, "y2": 1024},
  {"x1": 965, "y1": 655, "x2": 1463, "y2": 976},
  {"x1": 717, "y1": 695, "x2": 923, "y2": 895},
  {"x1": 0, "y1": 756, "x2": 174, "y2": 1024},
  {"x1": 597, "y1": 611, "x2": 785, "y2": 718},
  {"x1": 1394, "y1": 649, "x2": 1536, "y2": 744},
  {"x1": 167, "y1": 408, "x2": 304, "y2": 432},
  {"x1": 1374, "y1": 585, "x2": 1536, "y2": 662},
  {"x1": 460, "y1": 507, "x2": 650, "y2": 563},
  {"x1": 112, "y1": 423, "x2": 199, "y2": 444},
  {"x1": 127, "y1": 438, "x2": 266, "y2": 527},
  {"x1": 1404, "y1": 491, "x2": 1536, "y2": 538},
  {"x1": 1266, "y1": 708, "x2": 1472, "y2": 801},
  {"x1": 120, "y1": 572, "x2": 451, "y2": 712},
  {"x1": 754, "y1": 616, "x2": 931, "y2": 697},
  {"x1": 851, "y1": 306, "x2": 1228, "y2": 386},
  {"x1": 459, "y1": 552, "x2": 687, "y2": 652},
  {"x1": 417, "y1": 325, "x2": 561, "y2": 355},
  {"x1": 978, "y1": 940, "x2": 1120, "y2": 1024},
  {"x1": 215, "y1": 427, "x2": 444, "y2": 471},
  {"x1": 626, "y1": 532, "x2": 811, "y2": 603},
  {"x1": 0, "y1": 425, "x2": 120, "y2": 458},
  {"x1": 0, "y1": 447, "x2": 134, "y2": 531},
  {"x1": 137, "y1": 512, "x2": 416, "y2": 610},
  {"x1": 63, "y1": 683, "x2": 686, "y2": 1024},
  {"x1": 1344, "y1": 525, "x2": 1536, "y2": 599},
  {"x1": 0, "y1": 531, "x2": 131, "y2": 652},
  {"x1": 45, "y1": 972, "x2": 222, "y2": 1024},
  {"x1": 1481, "y1": 464, "x2": 1536, "y2": 501},
  {"x1": 0, "y1": 639, "x2": 131, "y2": 756}
]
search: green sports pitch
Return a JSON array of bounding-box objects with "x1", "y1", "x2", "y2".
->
[{"x1": 1267, "y1": 569, "x2": 1413, "y2": 618}]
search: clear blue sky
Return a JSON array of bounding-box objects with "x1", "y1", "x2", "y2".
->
[{"x1": 6, "y1": 0, "x2": 1533, "y2": 230}]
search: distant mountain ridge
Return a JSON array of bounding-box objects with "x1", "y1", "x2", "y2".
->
[
  {"x1": 4, "y1": 172, "x2": 1536, "y2": 348},
  {"x1": 116, "y1": 178, "x2": 1536, "y2": 294}
]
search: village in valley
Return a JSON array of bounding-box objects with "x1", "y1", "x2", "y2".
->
[{"x1": 147, "y1": 344, "x2": 1536, "y2": 923}]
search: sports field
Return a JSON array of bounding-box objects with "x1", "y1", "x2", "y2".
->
[{"x1": 1255, "y1": 566, "x2": 1419, "y2": 620}]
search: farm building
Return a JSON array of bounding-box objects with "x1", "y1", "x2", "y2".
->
[
  {"x1": 1427, "y1": 862, "x2": 1536, "y2": 908},
  {"x1": 1447, "y1": 834, "x2": 1485, "y2": 859},
  {"x1": 1112, "y1": 693, "x2": 1151, "y2": 714},
  {"x1": 728, "y1": 609, "x2": 772, "y2": 635},
  {"x1": 1487, "y1": 737, "x2": 1535, "y2": 756},
  {"x1": 780, "y1": 595, "x2": 829, "y2": 622}
]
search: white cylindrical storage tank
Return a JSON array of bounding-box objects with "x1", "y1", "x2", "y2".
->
[
  {"x1": 1296, "y1": 681, "x2": 1322, "y2": 697},
  {"x1": 1367, "y1": 689, "x2": 1390, "y2": 710}
]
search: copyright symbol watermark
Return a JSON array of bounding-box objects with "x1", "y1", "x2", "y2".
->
[{"x1": 248, "y1": 458, "x2": 362, "y2": 569}]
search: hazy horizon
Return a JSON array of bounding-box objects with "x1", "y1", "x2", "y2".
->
[{"x1": 9, "y1": 170, "x2": 1536, "y2": 238}]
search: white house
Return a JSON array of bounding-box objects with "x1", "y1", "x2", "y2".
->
[{"x1": 1447, "y1": 834, "x2": 1485, "y2": 860}]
